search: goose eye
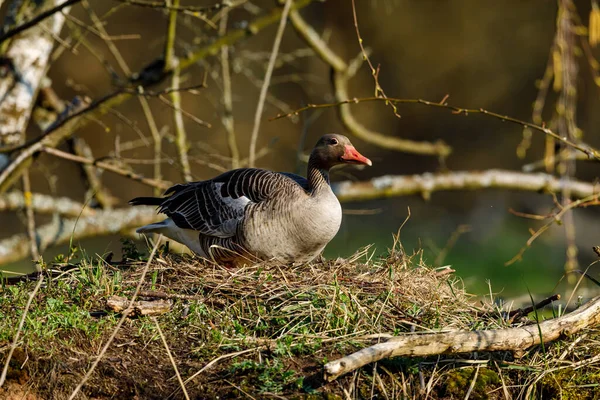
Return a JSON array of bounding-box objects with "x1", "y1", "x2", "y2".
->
[{"x1": 329, "y1": 138, "x2": 338, "y2": 145}]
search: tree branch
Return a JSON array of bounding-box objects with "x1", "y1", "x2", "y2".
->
[
  {"x1": 324, "y1": 295, "x2": 600, "y2": 381},
  {"x1": 0, "y1": 191, "x2": 93, "y2": 217},
  {"x1": 248, "y1": 0, "x2": 293, "y2": 167},
  {"x1": 332, "y1": 169, "x2": 600, "y2": 202},
  {"x1": 0, "y1": 206, "x2": 158, "y2": 265},
  {"x1": 0, "y1": 0, "x2": 318, "y2": 193},
  {"x1": 289, "y1": 8, "x2": 452, "y2": 158}
]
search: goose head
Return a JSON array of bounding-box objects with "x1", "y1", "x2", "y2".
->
[{"x1": 310, "y1": 134, "x2": 372, "y2": 170}]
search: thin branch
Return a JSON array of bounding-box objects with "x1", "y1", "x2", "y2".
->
[
  {"x1": 0, "y1": 274, "x2": 44, "y2": 388},
  {"x1": 112, "y1": 0, "x2": 230, "y2": 12},
  {"x1": 68, "y1": 236, "x2": 162, "y2": 400},
  {"x1": 506, "y1": 193, "x2": 600, "y2": 266},
  {"x1": 288, "y1": 10, "x2": 451, "y2": 157},
  {"x1": 21, "y1": 172, "x2": 40, "y2": 264},
  {"x1": 163, "y1": 0, "x2": 179, "y2": 71},
  {"x1": 170, "y1": 66, "x2": 192, "y2": 182},
  {"x1": 248, "y1": 0, "x2": 293, "y2": 167},
  {"x1": 0, "y1": 0, "x2": 79, "y2": 44},
  {"x1": 41, "y1": 146, "x2": 171, "y2": 190},
  {"x1": 271, "y1": 96, "x2": 600, "y2": 160},
  {"x1": 220, "y1": 10, "x2": 240, "y2": 169},
  {"x1": 350, "y1": 0, "x2": 400, "y2": 118}
]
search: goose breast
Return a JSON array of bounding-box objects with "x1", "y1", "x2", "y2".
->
[{"x1": 240, "y1": 186, "x2": 342, "y2": 263}]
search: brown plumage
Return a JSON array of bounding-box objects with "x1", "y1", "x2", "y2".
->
[{"x1": 129, "y1": 134, "x2": 371, "y2": 265}]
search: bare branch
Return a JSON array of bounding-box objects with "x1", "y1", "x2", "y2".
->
[
  {"x1": 332, "y1": 169, "x2": 600, "y2": 202},
  {"x1": 0, "y1": 191, "x2": 91, "y2": 217},
  {"x1": 219, "y1": 10, "x2": 240, "y2": 169},
  {"x1": 324, "y1": 294, "x2": 600, "y2": 381},
  {"x1": 288, "y1": 10, "x2": 451, "y2": 158},
  {"x1": 248, "y1": 0, "x2": 293, "y2": 167},
  {"x1": 0, "y1": 206, "x2": 159, "y2": 265},
  {"x1": 0, "y1": 0, "x2": 79, "y2": 44},
  {"x1": 0, "y1": 0, "x2": 318, "y2": 193},
  {"x1": 41, "y1": 146, "x2": 171, "y2": 190}
]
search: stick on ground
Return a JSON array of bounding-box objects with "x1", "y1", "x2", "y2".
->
[{"x1": 323, "y1": 295, "x2": 600, "y2": 381}]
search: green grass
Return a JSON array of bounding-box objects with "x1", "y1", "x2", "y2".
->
[{"x1": 1, "y1": 241, "x2": 599, "y2": 399}]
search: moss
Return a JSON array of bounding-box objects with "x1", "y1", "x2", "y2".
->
[{"x1": 439, "y1": 367, "x2": 501, "y2": 399}]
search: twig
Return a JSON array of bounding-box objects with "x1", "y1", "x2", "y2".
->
[
  {"x1": 349, "y1": 0, "x2": 399, "y2": 118},
  {"x1": 112, "y1": 0, "x2": 230, "y2": 13},
  {"x1": 169, "y1": 66, "x2": 192, "y2": 182},
  {"x1": 153, "y1": 317, "x2": 191, "y2": 400},
  {"x1": 41, "y1": 146, "x2": 171, "y2": 190},
  {"x1": 248, "y1": 0, "x2": 293, "y2": 167},
  {"x1": 508, "y1": 294, "x2": 561, "y2": 322},
  {"x1": 323, "y1": 295, "x2": 600, "y2": 381},
  {"x1": 271, "y1": 96, "x2": 600, "y2": 161},
  {"x1": 0, "y1": 274, "x2": 44, "y2": 388},
  {"x1": 68, "y1": 236, "x2": 162, "y2": 400},
  {"x1": 163, "y1": 0, "x2": 179, "y2": 71},
  {"x1": 0, "y1": 0, "x2": 79, "y2": 44},
  {"x1": 506, "y1": 193, "x2": 600, "y2": 265},
  {"x1": 164, "y1": 0, "x2": 192, "y2": 182},
  {"x1": 219, "y1": 10, "x2": 240, "y2": 169},
  {"x1": 288, "y1": 10, "x2": 451, "y2": 157}
]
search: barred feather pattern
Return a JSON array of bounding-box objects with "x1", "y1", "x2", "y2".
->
[{"x1": 130, "y1": 134, "x2": 366, "y2": 265}]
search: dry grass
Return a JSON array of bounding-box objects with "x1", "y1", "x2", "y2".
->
[{"x1": 0, "y1": 241, "x2": 599, "y2": 399}]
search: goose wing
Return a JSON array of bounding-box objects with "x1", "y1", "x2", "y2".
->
[{"x1": 154, "y1": 168, "x2": 302, "y2": 238}]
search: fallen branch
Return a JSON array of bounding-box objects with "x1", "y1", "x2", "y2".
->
[{"x1": 323, "y1": 295, "x2": 600, "y2": 381}]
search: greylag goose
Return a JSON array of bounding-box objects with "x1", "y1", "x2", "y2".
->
[{"x1": 129, "y1": 134, "x2": 371, "y2": 265}]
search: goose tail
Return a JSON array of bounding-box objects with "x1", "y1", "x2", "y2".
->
[{"x1": 129, "y1": 196, "x2": 164, "y2": 206}]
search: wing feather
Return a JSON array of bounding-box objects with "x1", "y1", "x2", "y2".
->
[{"x1": 154, "y1": 168, "x2": 304, "y2": 238}]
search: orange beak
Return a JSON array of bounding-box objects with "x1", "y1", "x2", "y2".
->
[{"x1": 341, "y1": 145, "x2": 372, "y2": 166}]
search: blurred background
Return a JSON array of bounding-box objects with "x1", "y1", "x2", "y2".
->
[{"x1": 1, "y1": 0, "x2": 599, "y2": 301}]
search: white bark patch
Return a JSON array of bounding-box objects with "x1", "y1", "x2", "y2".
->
[{"x1": 0, "y1": 0, "x2": 70, "y2": 145}]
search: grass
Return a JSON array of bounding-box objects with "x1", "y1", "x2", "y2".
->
[{"x1": 0, "y1": 239, "x2": 599, "y2": 399}]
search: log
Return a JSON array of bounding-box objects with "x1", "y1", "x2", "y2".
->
[
  {"x1": 323, "y1": 295, "x2": 600, "y2": 381},
  {"x1": 106, "y1": 295, "x2": 172, "y2": 317}
]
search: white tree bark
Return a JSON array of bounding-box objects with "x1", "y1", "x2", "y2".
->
[{"x1": 0, "y1": 0, "x2": 71, "y2": 146}]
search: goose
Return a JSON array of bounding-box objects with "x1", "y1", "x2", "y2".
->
[{"x1": 129, "y1": 134, "x2": 371, "y2": 265}]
